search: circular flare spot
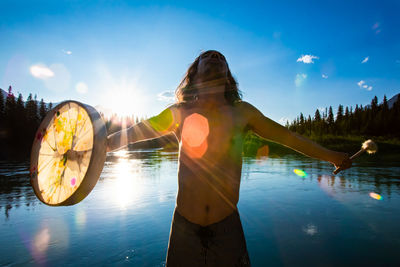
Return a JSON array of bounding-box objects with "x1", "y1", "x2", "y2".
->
[
  {"x1": 71, "y1": 177, "x2": 76, "y2": 187},
  {"x1": 294, "y1": 169, "x2": 307, "y2": 178},
  {"x1": 182, "y1": 113, "x2": 209, "y2": 147},
  {"x1": 369, "y1": 192, "x2": 382, "y2": 200},
  {"x1": 256, "y1": 145, "x2": 269, "y2": 159},
  {"x1": 181, "y1": 113, "x2": 209, "y2": 158}
]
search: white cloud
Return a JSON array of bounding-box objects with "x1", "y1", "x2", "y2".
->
[
  {"x1": 297, "y1": 54, "x2": 319, "y2": 64},
  {"x1": 30, "y1": 64, "x2": 54, "y2": 79},
  {"x1": 357, "y1": 80, "x2": 365, "y2": 87},
  {"x1": 62, "y1": 49, "x2": 72, "y2": 55},
  {"x1": 157, "y1": 91, "x2": 175, "y2": 102},
  {"x1": 357, "y1": 80, "x2": 373, "y2": 91},
  {"x1": 295, "y1": 73, "x2": 307, "y2": 87},
  {"x1": 361, "y1": 56, "x2": 369, "y2": 64},
  {"x1": 76, "y1": 82, "x2": 88, "y2": 94},
  {"x1": 322, "y1": 74, "x2": 328, "y2": 79}
]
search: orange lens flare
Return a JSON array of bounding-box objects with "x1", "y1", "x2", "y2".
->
[
  {"x1": 256, "y1": 145, "x2": 269, "y2": 160},
  {"x1": 181, "y1": 113, "x2": 209, "y2": 158},
  {"x1": 369, "y1": 192, "x2": 382, "y2": 200}
]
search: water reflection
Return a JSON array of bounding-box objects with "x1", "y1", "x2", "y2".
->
[
  {"x1": 1, "y1": 153, "x2": 400, "y2": 265},
  {"x1": 109, "y1": 151, "x2": 144, "y2": 210},
  {"x1": 32, "y1": 226, "x2": 50, "y2": 263},
  {"x1": 1, "y1": 154, "x2": 400, "y2": 220}
]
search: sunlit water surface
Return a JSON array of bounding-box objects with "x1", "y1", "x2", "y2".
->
[{"x1": 1, "y1": 149, "x2": 400, "y2": 266}]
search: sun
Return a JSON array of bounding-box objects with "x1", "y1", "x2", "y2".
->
[
  {"x1": 106, "y1": 85, "x2": 147, "y2": 117},
  {"x1": 98, "y1": 72, "x2": 149, "y2": 118}
]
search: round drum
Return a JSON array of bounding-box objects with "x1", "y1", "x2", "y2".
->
[{"x1": 30, "y1": 101, "x2": 107, "y2": 206}]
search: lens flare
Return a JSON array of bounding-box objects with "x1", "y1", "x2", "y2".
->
[
  {"x1": 369, "y1": 192, "x2": 382, "y2": 200},
  {"x1": 181, "y1": 113, "x2": 209, "y2": 158},
  {"x1": 256, "y1": 145, "x2": 269, "y2": 160},
  {"x1": 294, "y1": 169, "x2": 307, "y2": 178},
  {"x1": 148, "y1": 108, "x2": 174, "y2": 132}
]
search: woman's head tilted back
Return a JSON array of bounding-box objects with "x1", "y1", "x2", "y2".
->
[{"x1": 175, "y1": 50, "x2": 242, "y2": 105}]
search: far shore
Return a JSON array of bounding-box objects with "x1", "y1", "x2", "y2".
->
[{"x1": 1, "y1": 133, "x2": 400, "y2": 163}]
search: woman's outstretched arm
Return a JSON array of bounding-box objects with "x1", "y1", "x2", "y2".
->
[
  {"x1": 107, "y1": 105, "x2": 180, "y2": 152},
  {"x1": 241, "y1": 101, "x2": 351, "y2": 170}
]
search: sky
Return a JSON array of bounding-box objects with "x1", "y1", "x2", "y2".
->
[{"x1": 1, "y1": 0, "x2": 399, "y2": 123}]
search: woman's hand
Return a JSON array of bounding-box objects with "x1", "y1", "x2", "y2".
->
[{"x1": 332, "y1": 152, "x2": 352, "y2": 172}]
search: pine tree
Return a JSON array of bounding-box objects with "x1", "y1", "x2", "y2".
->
[
  {"x1": 327, "y1": 106, "x2": 334, "y2": 133},
  {"x1": 14, "y1": 93, "x2": 27, "y2": 151},
  {"x1": 314, "y1": 109, "x2": 321, "y2": 121},
  {"x1": 39, "y1": 98, "x2": 47, "y2": 121},
  {"x1": 335, "y1": 104, "x2": 344, "y2": 134},
  {"x1": 5, "y1": 86, "x2": 16, "y2": 127},
  {"x1": 379, "y1": 95, "x2": 389, "y2": 135},
  {"x1": 336, "y1": 105, "x2": 344, "y2": 122},
  {"x1": 25, "y1": 94, "x2": 40, "y2": 150},
  {"x1": 344, "y1": 106, "x2": 350, "y2": 135}
]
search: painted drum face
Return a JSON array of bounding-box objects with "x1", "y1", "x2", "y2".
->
[{"x1": 30, "y1": 101, "x2": 107, "y2": 206}]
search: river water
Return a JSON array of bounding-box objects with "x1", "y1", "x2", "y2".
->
[{"x1": 1, "y1": 149, "x2": 400, "y2": 266}]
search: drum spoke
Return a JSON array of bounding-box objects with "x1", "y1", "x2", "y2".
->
[
  {"x1": 72, "y1": 106, "x2": 81, "y2": 148},
  {"x1": 57, "y1": 165, "x2": 67, "y2": 203},
  {"x1": 75, "y1": 109, "x2": 89, "y2": 139},
  {"x1": 67, "y1": 102, "x2": 76, "y2": 150},
  {"x1": 39, "y1": 153, "x2": 57, "y2": 156},
  {"x1": 38, "y1": 156, "x2": 57, "y2": 173},
  {"x1": 52, "y1": 118, "x2": 59, "y2": 152},
  {"x1": 44, "y1": 137, "x2": 56, "y2": 151}
]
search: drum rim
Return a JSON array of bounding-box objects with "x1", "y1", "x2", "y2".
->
[{"x1": 30, "y1": 100, "x2": 107, "y2": 206}]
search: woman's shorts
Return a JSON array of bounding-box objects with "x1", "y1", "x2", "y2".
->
[{"x1": 166, "y1": 209, "x2": 251, "y2": 267}]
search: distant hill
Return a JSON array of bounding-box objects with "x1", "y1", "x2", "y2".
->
[
  {"x1": 388, "y1": 93, "x2": 400, "y2": 109},
  {"x1": 0, "y1": 88, "x2": 7, "y2": 99}
]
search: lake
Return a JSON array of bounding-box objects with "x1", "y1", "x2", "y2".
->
[{"x1": 1, "y1": 149, "x2": 400, "y2": 266}]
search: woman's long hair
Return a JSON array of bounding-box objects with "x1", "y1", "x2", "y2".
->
[{"x1": 175, "y1": 50, "x2": 242, "y2": 105}]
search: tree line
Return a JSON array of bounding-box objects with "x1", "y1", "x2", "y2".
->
[
  {"x1": 0, "y1": 86, "x2": 142, "y2": 159},
  {"x1": 287, "y1": 94, "x2": 400, "y2": 139},
  {"x1": 0, "y1": 86, "x2": 52, "y2": 158},
  {"x1": 1, "y1": 84, "x2": 399, "y2": 159}
]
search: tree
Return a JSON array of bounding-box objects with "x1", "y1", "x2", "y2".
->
[
  {"x1": 335, "y1": 104, "x2": 344, "y2": 134},
  {"x1": 336, "y1": 105, "x2": 344, "y2": 122},
  {"x1": 14, "y1": 93, "x2": 27, "y2": 151},
  {"x1": 314, "y1": 109, "x2": 321, "y2": 121},
  {"x1": 39, "y1": 98, "x2": 47, "y2": 121},
  {"x1": 5, "y1": 86, "x2": 16, "y2": 126},
  {"x1": 327, "y1": 106, "x2": 334, "y2": 133},
  {"x1": 25, "y1": 94, "x2": 39, "y2": 124}
]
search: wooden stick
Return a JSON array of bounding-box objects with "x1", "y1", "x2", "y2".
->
[{"x1": 333, "y1": 139, "x2": 377, "y2": 175}]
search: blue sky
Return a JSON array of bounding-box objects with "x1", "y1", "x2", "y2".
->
[{"x1": 1, "y1": 0, "x2": 399, "y2": 123}]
